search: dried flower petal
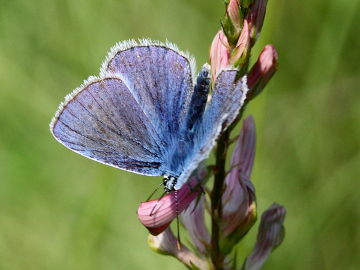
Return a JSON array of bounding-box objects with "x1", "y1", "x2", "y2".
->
[
  {"x1": 244, "y1": 203, "x2": 286, "y2": 270},
  {"x1": 137, "y1": 168, "x2": 208, "y2": 235},
  {"x1": 180, "y1": 194, "x2": 210, "y2": 254}
]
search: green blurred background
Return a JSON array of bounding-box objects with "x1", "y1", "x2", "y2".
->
[{"x1": 0, "y1": 0, "x2": 359, "y2": 269}]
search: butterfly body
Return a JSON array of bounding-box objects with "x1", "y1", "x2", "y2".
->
[{"x1": 50, "y1": 39, "x2": 248, "y2": 190}]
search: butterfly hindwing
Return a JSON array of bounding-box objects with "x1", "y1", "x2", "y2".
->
[
  {"x1": 201, "y1": 70, "x2": 248, "y2": 134},
  {"x1": 51, "y1": 77, "x2": 166, "y2": 175},
  {"x1": 174, "y1": 70, "x2": 249, "y2": 189}
]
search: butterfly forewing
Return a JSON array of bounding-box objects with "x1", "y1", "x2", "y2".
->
[
  {"x1": 51, "y1": 77, "x2": 166, "y2": 175},
  {"x1": 102, "y1": 42, "x2": 195, "y2": 140}
]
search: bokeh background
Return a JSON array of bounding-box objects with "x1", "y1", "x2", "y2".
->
[{"x1": 0, "y1": 0, "x2": 359, "y2": 269}]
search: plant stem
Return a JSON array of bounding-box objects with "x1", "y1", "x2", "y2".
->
[
  {"x1": 210, "y1": 103, "x2": 247, "y2": 269},
  {"x1": 210, "y1": 128, "x2": 230, "y2": 269}
]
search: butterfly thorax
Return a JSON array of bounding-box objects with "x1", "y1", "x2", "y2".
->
[{"x1": 163, "y1": 175, "x2": 178, "y2": 193}]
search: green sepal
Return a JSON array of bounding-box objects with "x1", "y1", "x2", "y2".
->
[{"x1": 221, "y1": 16, "x2": 240, "y2": 47}]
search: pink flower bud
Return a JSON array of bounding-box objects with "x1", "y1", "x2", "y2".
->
[
  {"x1": 244, "y1": 203, "x2": 286, "y2": 270},
  {"x1": 247, "y1": 45, "x2": 278, "y2": 99},
  {"x1": 247, "y1": 0, "x2": 268, "y2": 43},
  {"x1": 227, "y1": 0, "x2": 241, "y2": 31},
  {"x1": 148, "y1": 228, "x2": 209, "y2": 269},
  {"x1": 222, "y1": 116, "x2": 257, "y2": 237},
  {"x1": 210, "y1": 30, "x2": 230, "y2": 81},
  {"x1": 229, "y1": 20, "x2": 250, "y2": 66},
  {"x1": 180, "y1": 194, "x2": 210, "y2": 254},
  {"x1": 137, "y1": 168, "x2": 208, "y2": 235}
]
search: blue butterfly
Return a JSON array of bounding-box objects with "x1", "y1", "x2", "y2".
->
[{"x1": 50, "y1": 39, "x2": 248, "y2": 192}]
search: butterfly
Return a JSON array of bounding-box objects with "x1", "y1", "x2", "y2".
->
[{"x1": 50, "y1": 39, "x2": 248, "y2": 192}]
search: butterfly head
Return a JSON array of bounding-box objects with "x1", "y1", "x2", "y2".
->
[{"x1": 163, "y1": 175, "x2": 178, "y2": 193}]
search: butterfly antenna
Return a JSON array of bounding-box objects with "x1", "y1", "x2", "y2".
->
[
  {"x1": 175, "y1": 190, "x2": 182, "y2": 250},
  {"x1": 146, "y1": 181, "x2": 164, "y2": 201},
  {"x1": 150, "y1": 191, "x2": 166, "y2": 216}
]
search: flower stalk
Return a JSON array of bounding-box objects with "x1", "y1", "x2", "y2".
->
[{"x1": 211, "y1": 128, "x2": 231, "y2": 269}]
